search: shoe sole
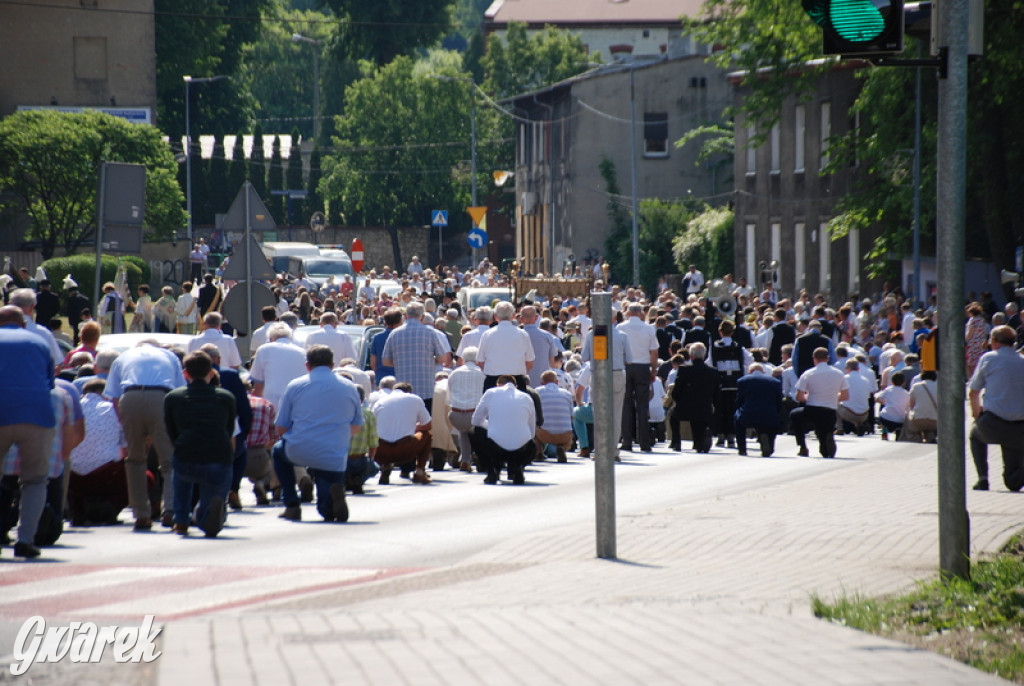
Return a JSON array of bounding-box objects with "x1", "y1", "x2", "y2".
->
[
  {"x1": 202, "y1": 497, "x2": 224, "y2": 538},
  {"x1": 330, "y1": 483, "x2": 349, "y2": 523}
]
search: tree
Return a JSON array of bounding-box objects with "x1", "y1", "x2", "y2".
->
[
  {"x1": 672, "y1": 206, "x2": 735, "y2": 282},
  {"x1": 319, "y1": 0, "x2": 453, "y2": 65},
  {"x1": 600, "y1": 157, "x2": 633, "y2": 286},
  {"x1": 249, "y1": 123, "x2": 268, "y2": 201},
  {"x1": 481, "y1": 23, "x2": 596, "y2": 101},
  {"x1": 321, "y1": 56, "x2": 475, "y2": 230},
  {"x1": 227, "y1": 133, "x2": 247, "y2": 200},
  {"x1": 307, "y1": 144, "x2": 324, "y2": 217},
  {"x1": 205, "y1": 130, "x2": 230, "y2": 223},
  {"x1": 639, "y1": 200, "x2": 695, "y2": 295},
  {"x1": 0, "y1": 110, "x2": 186, "y2": 258},
  {"x1": 155, "y1": 0, "x2": 272, "y2": 140},
  {"x1": 268, "y1": 135, "x2": 285, "y2": 223},
  {"x1": 240, "y1": 3, "x2": 334, "y2": 140},
  {"x1": 286, "y1": 127, "x2": 305, "y2": 225}
]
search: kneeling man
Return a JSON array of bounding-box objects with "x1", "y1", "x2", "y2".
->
[
  {"x1": 471, "y1": 375, "x2": 537, "y2": 484},
  {"x1": 273, "y1": 345, "x2": 363, "y2": 522}
]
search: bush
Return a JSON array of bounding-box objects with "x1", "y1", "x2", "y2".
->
[{"x1": 39, "y1": 254, "x2": 150, "y2": 309}]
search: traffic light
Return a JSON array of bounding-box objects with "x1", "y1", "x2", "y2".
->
[{"x1": 802, "y1": 0, "x2": 904, "y2": 56}]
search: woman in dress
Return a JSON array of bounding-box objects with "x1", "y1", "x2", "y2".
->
[
  {"x1": 964, "y1": 302, "x2": 990, "y2": 379},
  {"x1": 128, "y1": 284, "x2": 154, "y2": 333}
]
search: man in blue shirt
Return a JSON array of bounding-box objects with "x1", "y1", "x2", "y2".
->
[
  {"x1": 969, "y1": 325, "x2": 1024, "y2": 491},
  {"x1": 0, "y1": 306, "x2": 56, "y2": 558},
  {"x1": 273, "y1": 345, "x2": 364, "y2": 522}
]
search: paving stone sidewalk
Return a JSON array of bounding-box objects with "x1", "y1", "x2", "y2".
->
[{"x1": 159, "y1": 437, "x2": 1024, "y2": 685}]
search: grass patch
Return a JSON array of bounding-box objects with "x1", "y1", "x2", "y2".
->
[{"x1": 812, "y1": 536, "x2": 1024, "y2": 683}]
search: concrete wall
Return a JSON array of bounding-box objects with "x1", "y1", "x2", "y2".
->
[{"x1": 0, "y1": 0, "x2": 157, "y2": 119}]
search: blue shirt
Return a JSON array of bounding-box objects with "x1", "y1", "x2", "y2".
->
[
  {"x1": 0, "y1": 324, "x2": 56, "y2": 428},
  {"x1": 970, "y1": 346, "x2": 1024, "y2": 422},
  {"x1": 370, "y1": 328, "x2": 395, "y2": 379},
  {"x1": 276, "y1": 366, "x2": 363, "y2": 471},
  {"x1": 381, "y1": 319, "x2": 447, "y2": 399},
  {"x1": 105, "y1": 344, "x2": 186, "y2": 398}
]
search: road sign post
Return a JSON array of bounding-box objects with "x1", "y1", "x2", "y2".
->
[{"x1": 431, "y1": 210, "x2": 448, "y2": 267}]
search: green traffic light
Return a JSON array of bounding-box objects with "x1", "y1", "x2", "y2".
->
[{"x1": 829, "y1": 0, "x2": 887, "y2": 42}]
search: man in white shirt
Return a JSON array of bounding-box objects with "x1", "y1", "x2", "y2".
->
[
  {"x1": 477, "y1": 301, "x2": 534, "y2": 390},
  {"x1": 683, "y1": 265, "x2": 705, "y2": 295},
  {"x1": 250, "y1": 323, "x2": 308, "y2": 412},
  {"x1": 837, "y1": 359, "x2": 873, "y2": 435},
  {"x1": 250, "y1": 306, "x2": 279, "y2": 356},
  {"x1": 616, "y1": 303, "x2": 659, "y2": 452},
  {"x1": 471, "y1": 375, "x2": 536, "y2": 485},
  {"x1": 447, "y1": 346, "x2": 485, "y2": 471},
  {"x1": 305, "y1": 312, "x2": 357, "y2": 364},
  {"x1": 188, "y1": 312, "x2": 242, "y2": 368},
  {"x1": 372, "y1": 382, "x2": 433, "y2": 484},
  {"x1": 791, "y1": 347, "x2": 850, "y2": 458}
]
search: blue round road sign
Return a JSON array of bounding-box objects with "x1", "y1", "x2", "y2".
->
[{"x1": 467, "y1": 228, "x2": 488, "y2": 249}]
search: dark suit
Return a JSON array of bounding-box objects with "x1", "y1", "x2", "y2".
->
[
  {"x1": 214, "y1": 366, "x2": 253, "y2": 496},
  {"x1": 767, "y1": 323, "x2": 796, "y2": 366},
  {"x1": 732, "y1": 324, "x2": 754, "y2": 349},
  {"x1": 669, "y1": 359, "x2": 719, "y2": 452},
  {"x1": 793, "y1": 331, "x2": 834, "y2": 377},
  {"x1": 65, "y1": 290, "x2": 90, "y2": 345},
  {"x1": 682, "y1": 327, "x2": 711, "y2": 349},
  {"x1": 35, "y1": 289, "x2": 61, "y2": 324},
  {"x1": 734, "y1": 373, "x2": 784, "y2": 456}
]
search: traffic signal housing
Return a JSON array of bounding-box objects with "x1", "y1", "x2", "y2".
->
[{"x1": 802, "y1": 0, "x2": 905, "y2": 56}]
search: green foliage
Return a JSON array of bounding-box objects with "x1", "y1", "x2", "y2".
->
[
  {"x1": 684, "y1": 0, "x2": 828, "y2": 137},
  {"x1": 321, "y1": 56, "x2": 483, "y2": 229},
  {"x1": 675, "y1": 123, "x2": 735, "y2": 166},
  {"x1": 638, "y1": 200, "x2": 695, "y2": 294},
  {"x1": 599, "y1": 158, "x2": 633, "y2": 286},
  {"x1": 240, "y1": 3, "x2": 334, "y2": 140},
  {"x1": 481, "y1": 23, "x2": 597, "y2": 101},
  {"x1": 320, "y1": 0, "x2": 453, "y2": 65},
  {"x1": 813, "y1": 545, "x2": 1024, "y2": 682},
  {"x1": 249, "y1": 123, "x2": 268, "y2": 201},
  {"x1": 155, "y1": 0, "x2": 271, "y2": 140},
  {"x1": 286, "y1": 127, "x2": 305, "y2": 223},
  {"x1": 40, "y1": 254, "x2": 150, "y2": 307},
  {"x1": 0, "y1": 110, "x2": 185, "y2": 259},
  {"x1": 307, "y1": 145, "x2": 324, "y2": 217},
  {"x1": 672, "y1": 206, "x2": 735, "y2": 280},
  {"x1": 268, "y1": 135, "x2": 285, "y2": 222}
]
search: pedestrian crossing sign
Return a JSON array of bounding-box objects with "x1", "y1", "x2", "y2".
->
[{"x1": 431, "y1": 210, "x2": 448, "y2": 227}]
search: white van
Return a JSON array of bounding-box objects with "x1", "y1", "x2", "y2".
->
[
  {"x1": 261, "y1": 241, "x2": 320, "y2": 274},
  {"x1": 287, "y1": 255, "x2": 354, "y2": 288}
]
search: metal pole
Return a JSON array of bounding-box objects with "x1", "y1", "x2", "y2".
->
[
  {"x1": 245, "y1": 182, "x2": 254, "y2": 344},
  {"x1": 470, "y1": 86, "x2": 478, "y2": 266},
  {"x1": 591, "y1": 291, "x2": 617, "y2": 559},
  {"x1": 912, "y1": 42, "x2": 923, "y2": 308},
  {"x1": 629, "y1": 68, "x2": 640, "y2": 287},
  {"x1": 184, "y1": 78, "x2": 193, "y2": 244},
  {"x1": 312, "y1": 48, "x2": 320, "y2": 140},
  {"x1": 94, "y1": 163, "x2": 107, "y2": 309},
  {"x1": 936, "y1": 0, "x2": 970, "y2": 579}
]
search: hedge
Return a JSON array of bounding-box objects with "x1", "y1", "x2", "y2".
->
[{"x1": 39, "y1": 254, "x2": 151, "y2": 309}]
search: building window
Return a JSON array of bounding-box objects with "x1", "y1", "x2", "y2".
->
[
  {"x1": 794, "y1": 222, "x2": 806, "y2": 293},
  {"x1": 818, "y1": 221, "x2": 831, "y2": 294},
  {"x1": 770, "y1": 122, "x2": 780, "y2": 174},
  {"x1": 643, "y1": 113, "x2": 668, "y2": 157},
  {"x1": 794, "y1": 105, "x2": 805, "y2": 173},
  {"x1": 820, "y1": 102, "x2": 831, "y2": 170},
  {"x1": 745, "y1": 125, "x2": 756, "y2": 176}
]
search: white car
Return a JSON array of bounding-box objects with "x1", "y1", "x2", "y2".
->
[{"x1": 457, "y1": 286, "x2": 513, "y2": 311}]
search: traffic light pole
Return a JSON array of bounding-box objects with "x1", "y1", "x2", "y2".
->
[{"x1": 935, "y1": 0, "x2": 971, "y2": 580}]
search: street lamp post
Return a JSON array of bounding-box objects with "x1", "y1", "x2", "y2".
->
[
  {"x1": 183, "y1": 74, "x2": 227, "y2": 243},
  {"x1": 291, "y1": 34, "x2": 322, "y2": 140}
]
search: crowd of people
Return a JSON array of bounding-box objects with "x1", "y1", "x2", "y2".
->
[{"x1": 2, "y1": 254, "x2": 1023, "y2": 560}]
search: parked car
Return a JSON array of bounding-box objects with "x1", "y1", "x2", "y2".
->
[
  {"x1": 457, "y1": 286, "x2": 513, "y2": 311},
  {"x1": 291, "y1": 323, "x2": 383, "y2": 370}
]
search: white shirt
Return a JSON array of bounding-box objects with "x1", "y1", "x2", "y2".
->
[
  {"x1": 373, "y1": 391, "x2": 430, "y2": 442},
  {"x1": 841, "y1": 371, "x2": 874, "y2": 414},
  {"x1": 685, "y1": 270, "x2": 705, "y2": 294},
  {"x1": 250, "y1": 322, "x2": 274, "y2": 354},
  {"x1": 877, "y1": 384, "x2": 911, "y2": 422},
  {"x1": 795, "y1": 362, "x2": 849, "y2": 409},
  {"x1": 570, "y1": 313, "x2": 592, "y2": 339},
  {"x1": 472, "y1": 382, "x2": 536, "y2": 450},
  {"x1": 175, "y1": 292, "x2": 197, "y2": 324},
  {"x1": 188, "y1": 328, "x2": 242, "y2": 368},
  {"x1": 477, "y1": 321, "x2": 534, "y2": 376},
  {"x1": 616, "y1": 316, "x2": 659, "y2": 365},
  {"x1": 249, "y1": 338, "x2": 308, "y2": 410},
  {"x1": 305, "y1": 324, "x2": 358, "y2": 365},
  {"x1": 447, "y1": 361, "x2": 485, "y2": 410},
  {"x1": 456, "y1": 324, "x2": 491, "y2": 358}
]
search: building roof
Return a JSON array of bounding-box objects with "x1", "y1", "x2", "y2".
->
[{"x1": 484, "y1": 0, "x2": 702, "y2": 27}]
